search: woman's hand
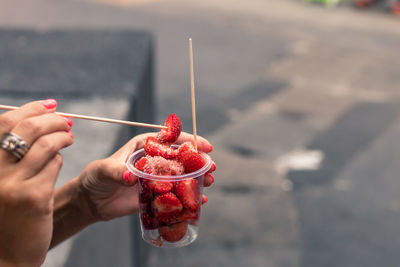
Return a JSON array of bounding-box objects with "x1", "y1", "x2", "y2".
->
[
  {"x1": 0, "y1": 100, "x2": 73, "y2": 267},
  {"x1": 51, "y1": 132, "x2": 215, "y2": 248},
  {"x1": 79, "y1": 132, "x2": 215, "y2": 221}
]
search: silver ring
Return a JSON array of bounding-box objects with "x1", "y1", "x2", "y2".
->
[{"x1": 0, "y1": 132, "x2": 30, "y2": 160}]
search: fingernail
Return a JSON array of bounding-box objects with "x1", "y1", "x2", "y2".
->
[
  {"x1": 123, "y1": 170, "x2": 132, "y2": 184},
  {"x1": 64, "y1": 116, "x2": 73, "y2": 127},
  {"x1": 202, "y1": 195, "x2": 208, "y2": 204},
  {"x1": 210, "y1": 162, "x2": 216, "y2": 172},
  {"x1": 209, "y1": 174, "x2": 215, "y2": 184},
  {"x1": 42, "y1": 99, "x2": 57, "y2": 109},
  {"x1": 66, "y1": 130, "x2": 74, "y2": 139}
]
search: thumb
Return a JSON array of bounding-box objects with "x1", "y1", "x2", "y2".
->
[{"x1": 97, "y1": 158, "x2": 138, "y2": 187}]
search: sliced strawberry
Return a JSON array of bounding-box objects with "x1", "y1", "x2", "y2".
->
[
  {"x1": 138, "y1": 179, "x2": 153, "y2": 202},
  {"x1": 135, "y1": 157, "x2": 148, "y2": 172},
  {"x1": 147, "y1": 180, "x2": 174, "y2": 194},
  {"x1": 179, "y1": 151, "x2": 206, "y2": 173},
  {"x1": 159, "y1": 221, "x2": 188, "y2": 242},
  {"x1": 157, "y1": 113, "x2": 182, "y2": 144},
  {"x1": 140, "y1": 212, "x2": 158, "y2": 230},
  {"x1": 152, "y1": 192, "x2": 183, "y2": 224},
  {"x1": 175, "y1": 179, "x2": 201, "y2": 211},
  {"x1": 176, "y1": 142, "x2": 196, "y2": 160},
  {"x1": 140, "y1": 155, "x2": 185, "y2": 176},
  {"x1": 179, "y1": 208, "x2": 200, "y2": 222},
  {"x1": 151, "y1": 236, "x2": 163, "y2": 247},
  {"x1": 144, "y1": 137, "x2": 177, "y2": 159}
]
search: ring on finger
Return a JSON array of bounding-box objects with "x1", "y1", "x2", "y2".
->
[{"x1": 0, "y1": 132, "x2": 30, "y2": 160}]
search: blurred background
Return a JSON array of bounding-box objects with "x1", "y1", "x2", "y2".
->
[{"x1": 1, "y1": 0, "x2": 400, "y2": 266}]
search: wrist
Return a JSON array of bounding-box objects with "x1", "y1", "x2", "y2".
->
[
  {"x1": 51, "y1": 176, "x2": 98, "y2": 248},
  {"x1": 54, "y1": 177, "x2": 99, "y2": 226},
  {"x1": 0, "y1": 259, "x2": 31, "y2": 267}
]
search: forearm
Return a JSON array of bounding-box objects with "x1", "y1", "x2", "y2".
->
[{"x1": 50, "y1": 177, "x2": 98, "y2": 249}]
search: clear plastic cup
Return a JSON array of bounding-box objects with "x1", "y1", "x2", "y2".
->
[{"x1": 126, "y1": 147, "x2": 212, "y2": 248}]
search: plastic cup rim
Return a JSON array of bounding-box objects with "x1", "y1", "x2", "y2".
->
[{"x1": 126, "y1": 147, "x2": 212, "y2": 181}]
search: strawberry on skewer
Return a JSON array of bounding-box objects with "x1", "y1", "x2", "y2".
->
[{"x1": 157, "y1": 113, "x2": 182, "y2": 144}]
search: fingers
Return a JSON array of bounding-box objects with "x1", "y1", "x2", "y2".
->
[
  {"x1": 203, "y1": 161, "x2": 216, "y2": 187},
  {"x1": 25, "y1": 153, "x2": 64, "y2": 190},
  {"x1": 111, "y1": 132, "x2": 155, "y2": 161},
  {"x1": 203, "y1": 174, "x2": 215, "y2": 187},
  {"x1": 0, "y1": 99, "x2": 61, "y2": 162},
  {"x1": 0, "y1": 99, "x2": 58, "y2": 135},
  {"x1": 207, "y1": 161, "x2": 216, "y2": 174},
  {"x1": 95, "y1": 158, "x2": 138, "y2": 187},
  {"x1": 202, "y1": 195, "x2": 208, "y2": 205},
  {"x1": 113, "y1": 131, "x2": 213, "y2": 161},
  {"x1": 9, "y1": 113, "x2": 72, "y2": 147},
  {"x1": 175, "y1": 132, "x2": 213, "y2": 153},
  {"x1": 112, "y1": 131, "x2": 214, "y2": 163},
  {"x1": 17, "y1": 131, "x2": 74, "y2": 179}
]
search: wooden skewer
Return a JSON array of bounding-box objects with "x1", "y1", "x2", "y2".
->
[
  {"x1": 189, "y1": 38, "x2": 198, "y2": 151},
  {"x1": 0, "y1": 104, "x2": 167, "y2": 130}
]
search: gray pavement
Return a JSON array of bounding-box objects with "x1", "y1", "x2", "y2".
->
[{"x1": 1, "y1": 0, "x2": 400, "y2": 266}]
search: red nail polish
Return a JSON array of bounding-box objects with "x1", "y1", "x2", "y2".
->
[
  {"x1": 123, "y1": 171, "x2": 131, "y2": 184},
  {"x1": 209, "y1": 174, "x2": 215, "y2": 184},
  {"x1": 202, "y1": 195, "x2": 208, "y2": 204},
  {"x1": 64, "y1": 117, "x2": 73, "y2": 127},
  {"x1": 42, "y1": 99, "x2": 57, "y2": 109},
  {"x1": 66, "y1": 131, "x2": 74, "y2": 139},
  {"x1": 210, "y1": 162, "x2": 216, "y2": 172}
]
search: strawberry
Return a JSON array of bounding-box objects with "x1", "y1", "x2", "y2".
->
[
  {"x1": 179, "y1": 208, "x2": 200, "y2": 222},
  {"x1": 138, "y1": 179, "x2": 153, "y2": 202},
  {"x1": 152, "y1": 192, "x2": 183, "y2": 224},
  {"x1": 159, "y1": 221, "x2": 188, "y2": 242},
  {"x1": 144, "y1": 137, "x2": 177, "y2": 159},
  {"x1": 147, "y1": 180, "x2": 174, "y2": 194},
  {"x1": 157, "y1": 113, "x2": 182, "y2": 144},
  {"x1": 151, "y1": 236, "x2": 163, "y2": 247},
  {"x1": 176, "y1": 142, "x2": 196, "y2": 160},
  {"x1": 135, "y1": 157, "x2": 148, "y2": 172},
  {"x1": 179, "y1": 151, "x2": 206, "y2": 173},
  {"x1": 175, "y1": 179, "x2": 201, "y2": 211},
  {"x1": 140, "y1": 212, "x2": 158, "y2": 230},
  {"x1": 168, "y1": 207, "x2": 200, "y2": 225}
]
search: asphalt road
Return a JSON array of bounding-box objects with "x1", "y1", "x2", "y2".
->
[{"x1": 1, "y1": 0, "x2": 400, "y2": 266}]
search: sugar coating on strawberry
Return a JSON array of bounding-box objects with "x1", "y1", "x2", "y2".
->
[
  {"x1": 135, "y1": 157, "x2": 148, "y2": 172},
  {"x1": 152, "y1": 192, "x2": 183, "y2": 224},
  {"x1": 140, "y1": 155, "x2": 184, "y2": 176},
  {"x1": 177, "y1": 142, "x2": 196, "y2": 160},
  {"x1": 157, "y1": 113, "x2": 182, "y2": 144},
  {"x1": 159, "y1": 221, "x2": 188, "y2": 242},
  {"x1": 145, "y1": 137, "x2": 177, "y2": 159}
]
